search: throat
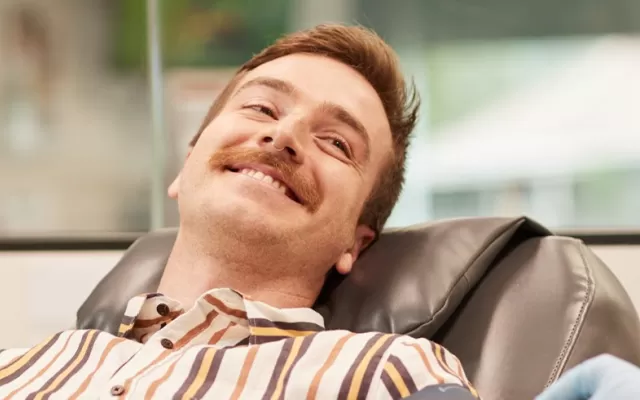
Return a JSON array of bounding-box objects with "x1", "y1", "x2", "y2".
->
[{"x1": 159, "y1": 241, "x2": 324, "y2": 309}]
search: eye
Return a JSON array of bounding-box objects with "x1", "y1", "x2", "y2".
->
[
  {"x1": 326, "y1": 136, "x2": 351, "y2": 157},
  {"x1": 247, "y1": 104, "x2": 277, "y2": 119}
]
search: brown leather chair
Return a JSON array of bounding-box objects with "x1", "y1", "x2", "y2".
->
[{"x1": 77, "y1": 216, "x2": 640, "y2": 400}]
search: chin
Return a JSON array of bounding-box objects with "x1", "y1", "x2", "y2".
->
[{"x1": 196, "y1": 199, "x2": 297, "y2": 244}]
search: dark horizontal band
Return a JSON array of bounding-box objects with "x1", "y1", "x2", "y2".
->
[{"x1": 1, "y1": 230, "x2": 640, "y2": 251}]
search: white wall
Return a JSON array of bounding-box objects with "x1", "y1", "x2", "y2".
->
[
  {"x1": 0, "y1": 245, "x2": 638, "y2": 349},
  {"x1": 0, "y1": 251, "x2": 121, "y2": 348}
]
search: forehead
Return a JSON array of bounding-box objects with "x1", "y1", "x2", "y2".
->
[{"x1": 235, "y1": 54, "x2": 392, "y2": 165}]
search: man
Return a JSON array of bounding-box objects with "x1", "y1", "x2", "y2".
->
[{"x1": 0, "y1": 24, "x2": 479, "y2": 399}]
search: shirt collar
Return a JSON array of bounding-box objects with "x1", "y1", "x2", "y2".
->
[{"x1": 119, "y1": 288, "x2": 325, "y2": 345}]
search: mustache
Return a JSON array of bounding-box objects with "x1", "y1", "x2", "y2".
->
[{"x1": 208, "y1": 147, "x2": 322, "y2": 212}]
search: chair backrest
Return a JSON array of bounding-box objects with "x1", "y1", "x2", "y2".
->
[{"x1": 77, "y1": 216, "x2": 640, "y2": 400}]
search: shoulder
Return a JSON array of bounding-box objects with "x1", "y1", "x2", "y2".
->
[{"x1": 381, "y1": 336, "x2": 479, "y2": 398}]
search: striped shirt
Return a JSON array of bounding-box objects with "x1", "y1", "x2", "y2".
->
[{"x1": 0, "y1": 288, "x2": 478, "y2": 399}]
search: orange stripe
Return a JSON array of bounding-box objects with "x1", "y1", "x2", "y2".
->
[
  {"x1": 121, "y1": 350, "x2": 172, "y2": 393},
  {"x1": 346, "y1": 334, "x2": 395, "y2": 399},
  {"x1": 229, "y1": 346, "x2": 259, "y2": 400},
  {"x1": 208, "y1": 321, "x2": 235, "y2": 345},
  {"x1": 175, "y1": 309, "x2": 220, "y2": 349},
  {"x1": 4, "y1": 333, "x2": 75, "y2": 399},
  {"x1": 180, "y1": 348, "x2": 218, "y2": 399},
  {"x1": 144, "y1": 355, "x2": 181, "y2": 399},
  {"x1": 69, "y1": 338, "x2": 126, "y2": 400},
  {"x1": 307, "y1": 332, "x2": 355, "y2": 400},
  {"x1": 122, "y1": 307, "x2": 220, "y2": 392},
  {"x1": 32, "y1": 330, "x2": 98, "y2": 400},
  {"x1": 204, "y1": 294, "x2": 248, "y2": 319},
  {"x1": 406, "y1": 343, "x2": 445, "y2": 384},
  {"x1": 0, "y1": 333, "x2": 61, "y2": 382},
  {"x1": 433, "y1": 344, "x2": 478, "y2": 398},
  {"x1": 270, "y1": 337, "x2": 305, "y2": 399},
  {"x1": 134, "y1": 311, "x2": 182, "y2": 329}
]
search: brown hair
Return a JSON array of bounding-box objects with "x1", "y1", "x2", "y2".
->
[{"x1": 190, "y1": 24, "x2": 419, "y2": 235}]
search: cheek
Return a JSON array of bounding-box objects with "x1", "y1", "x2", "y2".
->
[
  {"x1": 321, "y1": 171, "x2": 367, "y2": 220},
  {"x1": 196, "y1": 114, "x2": 255, "y2": 150}
]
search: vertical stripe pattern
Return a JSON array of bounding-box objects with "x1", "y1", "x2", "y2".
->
[{"x1": 0, "y1": 288, "x2": 478, "y2": 399}]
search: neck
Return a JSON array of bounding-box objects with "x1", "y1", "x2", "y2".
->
[{"x1": 157, "y1": 229, "x2": 326, "y2": 309}]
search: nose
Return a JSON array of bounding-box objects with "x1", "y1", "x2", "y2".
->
[{"x1": 260, "y1": 118, "x2": 307, "y2": 164}]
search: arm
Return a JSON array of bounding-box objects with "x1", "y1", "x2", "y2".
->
[{"x1": 379, "y1": 337, "x2": 479, "y2": 399}]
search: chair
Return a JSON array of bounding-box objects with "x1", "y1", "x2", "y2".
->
[{"x1": 77, "y1": 216, "x2": 640, "y2": 400}]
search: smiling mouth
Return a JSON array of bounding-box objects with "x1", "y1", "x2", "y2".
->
[{"x1": 226, "y1": 166, "x2": 302, "y2": 204}]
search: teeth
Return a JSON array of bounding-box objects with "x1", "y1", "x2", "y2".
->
[{"x1": 238, "y1": 168, "x2": 287, "y2": 193}]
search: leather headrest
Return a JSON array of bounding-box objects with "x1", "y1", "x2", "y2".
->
[{"x1": 77, "y1": 216, "x2": 550, "y2": 337}]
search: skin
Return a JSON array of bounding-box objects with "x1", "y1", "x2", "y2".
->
[{"x1": 158, "y1": 53, "x2": 392, "y2": 309}]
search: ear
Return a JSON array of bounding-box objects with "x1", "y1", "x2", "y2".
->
[
  {"x1": 168, "y1": 149, "x2": 192, "y2": 199},
  {"x1": 167, "y1": 174, "x2": 181, "y2": 199},
  {"x1": 335, "y1": 224, "x2": 376, "y2": 275}
]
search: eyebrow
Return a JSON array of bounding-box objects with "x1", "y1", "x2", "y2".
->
[
  {"x1": 235, "y1": 76, "x2": 371, "y2": 162},
  {"x1": 234, "y1": 76, "x2": 296, "y2": 97},
  {"x1": 318, "y1": 102, "x2": 371, "y2": 162}
]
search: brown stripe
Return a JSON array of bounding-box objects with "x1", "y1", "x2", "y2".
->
[
  {"x1": 388, "y1": 355, "x2": 418, "y2": 393},
  {"x1": 144, "y1": 356, "x2": 180, "y2": 399},
  {"x1": 229, "y1": 346, "x2": 259, "y2": 400},
  {"x1": 260, "y1": 339, "x2": 295, "y2": 399},
  {"x1": 27, "y1": 331, "x2": 96, "y2": 400},
  {"x1": 381, "y1": 369, "x2": 402, "y2": 400},
  {"x1": 27, "y1": 330, "x2": 99, "y2": 400},
  {"x1": 204, "y1": 294, "x2": 248, "y2": 319},
  {"x1": 251, "y1": 335, "x2": 295, "y2": 345},
  {"x1": 353, "y1": 335, "x2": 397, "y2": 399},
  {"x1": 121, "y1": 349, "x2": 172, "y2": 393},
  {"x1": 432, "y1": 343, "x2": 474, "y2": 394},
  {"x1": 337, "y1": 333, "x2": 386, "y2": 400},
  {"x1": 191, "y1": 350, "x2": 226, "y2": 399},
  {"x1": 171, "y1": 348, "x2": 214, "y2": 399},
  {"x1": 41, "y1": 331, "x2": 100, "y2": 399},
  {"x1": 119, "y1": 315, "x2": 136, "y2": 328},
  {"x1": 4, "y1": 333, "x2": 75, "y2": 399},
  {"x1": 175, "y1": 309, "x2": 220, "y2": 350},
  {"x1": 0, "y1": 354, "x2": 22, "y2": 371},
  {"x1": 406, "y1": 343, "x2": 444, "y2": 384},
  {"x1": 277, "y1": 335, "x2": 316, "y2": 398},
  {"x1": 249, "y1": 318, "x2": 324, "y2": 333},
  {"x1": 209, "y1": 321, "x2": 235, "y2": 345},
  {"x1": 134, "y1": 311, "x2": 182, "y2": 329},
  {"x1": 307, "y1": 332, "x2": 356, "y2": 400},
  {"x1": 0, "y1": 332, "x2": 63, "y2": 386},
  {"x1": 235, "y1": 337, "x2": 250, "y2": 347},
  {"x1": 69, "y1": 338, "x2": 126, "y2": 400},
  {"x1": 172, "y1": 348, "x2": 209, "y2": 398}
]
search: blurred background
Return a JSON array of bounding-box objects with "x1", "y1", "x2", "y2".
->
[{"x1": 2, "y1": 0, "x2": 640, "y2": 237}]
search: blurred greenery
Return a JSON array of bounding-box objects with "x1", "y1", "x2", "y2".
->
[{"x1": 113, "y1": 0, "x2": 290, "y2": 70}]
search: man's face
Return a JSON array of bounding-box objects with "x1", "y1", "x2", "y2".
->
[{"x1": 173, "y1": 53, "x2": 392, "y2": 275}]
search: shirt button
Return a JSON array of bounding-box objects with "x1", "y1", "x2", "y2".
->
[
  {"x1": 156, "y1": 303, "x2": 170, "y2": 316},
  {"x1": 161, "y1": 338, "x2": 174, "y2": 349},
  {"x1": 110, "y1": 385, "x2": 125, "y2": 396}
]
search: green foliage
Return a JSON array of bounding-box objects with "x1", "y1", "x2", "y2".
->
[{"x1": 112, "y1": 0, "x2": 290, "y2": 70}]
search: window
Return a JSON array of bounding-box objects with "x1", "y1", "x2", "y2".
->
[{"x1": 2, "y1": 0, "x2": 639, "y2": 236}]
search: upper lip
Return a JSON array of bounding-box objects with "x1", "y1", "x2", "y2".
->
[{"x1": 227, "y1": 163, "x2": 302, "y2": 204}]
